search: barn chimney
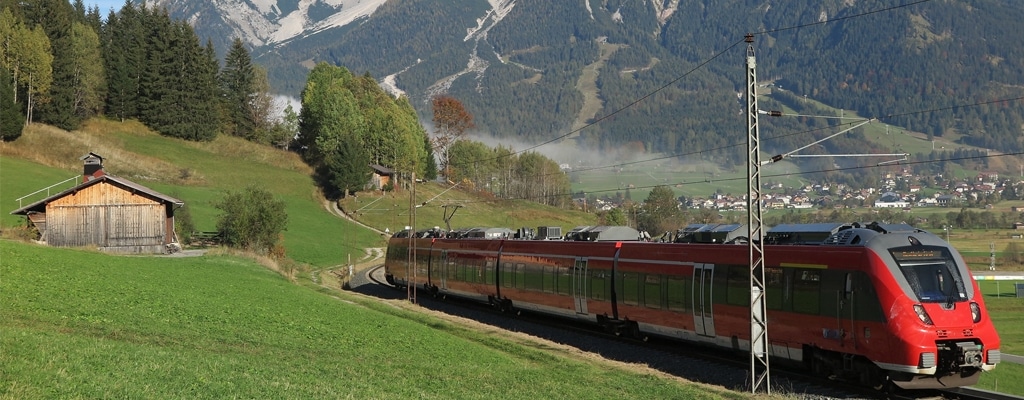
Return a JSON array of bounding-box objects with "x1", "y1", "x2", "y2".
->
[{"x1": 81, "y1": 152, "x2": 105, "y2": 182}]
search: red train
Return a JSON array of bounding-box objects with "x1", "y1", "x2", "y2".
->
[{"x1": 384, "y1": 222, "x2": 1001, "y2": 389}]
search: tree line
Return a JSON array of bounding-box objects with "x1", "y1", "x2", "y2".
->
[{"x1": 1, "y1": 0, "x2": 291, "y2": 145}]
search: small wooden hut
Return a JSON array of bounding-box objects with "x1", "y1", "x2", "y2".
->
[{"x1": 10, "y1": 153, "x2": 184, "y2": 254}]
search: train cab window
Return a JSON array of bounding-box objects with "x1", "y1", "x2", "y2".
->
[
  {"x1": 619, "y1": 272, "x2": 640, "y2": 306},
  {"x1": 501, "y1": 262, "x2": 513, "y2": 288},
  {"x1": 543, "y1": 266, "x2": 555, "y2": 293},
  {"x1": 890, "y1": 246, "x2": 968, "y2": 304},
  {"x1": 765, "y1": 267, "x2": 784, "y2": 310},
  {"x1": 666, "y1": 276, "x2": 690, "y2": 311},
  {"x1": 793, "y1": 269, "x2": 821, "y2": 315},
  {"x1": 643, "y1": 274, "x2": 663, "y2": 309}
]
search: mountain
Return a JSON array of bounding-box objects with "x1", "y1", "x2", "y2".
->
[
  {"x1": 148, "y1": 0, "x2": 1024, "y2": 172},
  {"x1": 146, "y1": 0, "x2": 389, "y2": 48}
]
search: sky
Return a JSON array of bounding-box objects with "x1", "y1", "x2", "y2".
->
[{"x1": 80, "y1": 0, "x2": 127, "y2": 14}]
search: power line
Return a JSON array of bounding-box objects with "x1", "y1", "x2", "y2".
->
[
  {"x1": 486, "y1": 95, "x2": 1024, "y2": 182},
  {"x1": 754, "y1": 0, "x2": 936, "y2": 36}
]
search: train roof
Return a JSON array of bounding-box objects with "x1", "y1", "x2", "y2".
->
[
  {"x1": 675, "y1": 223, "x2": 747, "y2": 244},
  {"x1": 565, "y1": 225, "x2": 644, "y2": 241},
  {"x1": 765, "y1": 222, "x2": 923, "y2": 245}
]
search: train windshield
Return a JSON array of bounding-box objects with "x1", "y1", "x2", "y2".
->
[{"x1": 889, "y1": 246, "x2": 968, "y2": 303}]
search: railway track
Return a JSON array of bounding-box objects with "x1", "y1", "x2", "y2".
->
[{"x1": 353, "y1": 266, "x2": 1022, "y2": 400}]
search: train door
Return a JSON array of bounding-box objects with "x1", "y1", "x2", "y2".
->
[
  {"x1": 693, "y1": 263, "x2": 716, "y2": 337},
  {"x1": 439, "y1": 250, "x2": 449, "y2": 290},
  {"x1": 572, "y1": 257, "x2": 588, "y2": 315},
  {"x1": 838, "y1": 273, "x2": 856, "y2": 349}
]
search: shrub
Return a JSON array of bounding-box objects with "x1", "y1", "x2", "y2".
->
[{"x1": 215, "y1": 185, "x2": 288, "y2": 254}]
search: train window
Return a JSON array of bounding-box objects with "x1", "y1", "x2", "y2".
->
[
  {"x1": 501, "y1": 262, "x2": 513, "y2": 288},
  {"x1": 619, "y1": 272, "x2": 639, "y2": 306},
  {"x1": 643, "y1": 274, "x2": 662, "y2": 309},
  {"x1": 818, "y1": 270, "x2": 844, "y2": 318},
  {"x1": 793, "y1": 269, "x2": 821, "y2": 315},
  {"x1": 515, "y1": 263, "x2": 526, "y2": 289},
  {"x1": 556, "y1": 266, "x2": 572, "y2": 295},
  {"x1": 485, "y1": 261, "x2": 495, "y2": 285},
  {"x1": 475, "y1": 260, "x2": 484, "y2": 284},
  {"x1": 417, "y1": 253, "x2": 430, "y2": 277},
  {"x1": 851, "y1": 272, "x2": 886, "y2": 322},
  {"x1": 543, "y1": 266, "x2": 555, "y2": 293},
  {"x1": 447, "y1": 260, "x2": 457, "y2": 280},
  {"x1": 726, "y1": 266, "x2": 748, "y2": 306},
  {"x1": 524, "y1": 264, "x2": 544, "y2": 291},
  {"x1": 765, "y1": 267, "x2": 783, "y2": 310},
  {"x1": 666, "y1": 276, "x2": 690, "y2": 311},
  {"x1": 590, "y1": 271, "x2": 608, "y2": 301}
]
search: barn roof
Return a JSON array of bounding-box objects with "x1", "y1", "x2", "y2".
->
[
  {"x1": 369, "y1": 164, "x2": 394, "y2": 175},
  {"x1": 10, "y1": 174, "x2": 184, "y2": 216}
]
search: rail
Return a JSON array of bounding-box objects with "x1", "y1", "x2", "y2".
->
[
  {"x1": 15, "y1": 176, "x2": 80, "y2": 208},
  {"x1": 941, "y1": 387, "x2": 1024, "y2": 400}
]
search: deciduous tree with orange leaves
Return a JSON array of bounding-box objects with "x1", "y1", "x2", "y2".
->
[{"x1": 431, "y1": 95, "x2": 474, "y2": 180}]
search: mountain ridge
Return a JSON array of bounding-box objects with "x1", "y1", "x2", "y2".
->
[{"x1": 148, "y1": 0, "x2": 1024, "y2": 177}]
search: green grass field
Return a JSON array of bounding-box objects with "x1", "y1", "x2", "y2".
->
[
  {"x1": 339, "y1": 182, "x2": 597, "y2": 235},
  {"x1": 1, "y1": 122, "x2": 385, "y2": 268},
  {"x1": 0, "y1": 240, "x2": 740, "y2": 399}
]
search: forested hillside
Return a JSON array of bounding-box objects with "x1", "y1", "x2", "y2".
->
[{"x1": 244, "y1": 0, "x2": 1024, "y2": 173}]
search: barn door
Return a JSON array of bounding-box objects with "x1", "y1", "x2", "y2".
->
[
  {"x1": 572, "y1": 257, "x2": 588, "y2": 314},
  {"x1": 693, "y1": 263, "x2": 716, "y2": 337}
]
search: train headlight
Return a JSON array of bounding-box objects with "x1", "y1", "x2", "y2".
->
[
  {"x1": 970, "y1": 302, "x2": 982, "y2": 323},
  {"x1": 914, "y1": 304, "x2": 933, "y2": 325}
]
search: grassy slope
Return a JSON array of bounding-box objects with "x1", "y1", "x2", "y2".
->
[
  {"x1": 0, "y1": 240, "x2": 740, "y2": 399},
  {"x1": 1, "y1": 121, "x2": 381, "y2": 267},
  {"x1": 340, "y1": 183, "x2": 596, "y2": 234},
  {"x1": 1, "y1": 120, "x2": 598, "y2": 265}
]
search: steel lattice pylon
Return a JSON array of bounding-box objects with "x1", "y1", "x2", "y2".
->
[{"x1": 745, "y1": 34, "x2": 770, "y2": 393}]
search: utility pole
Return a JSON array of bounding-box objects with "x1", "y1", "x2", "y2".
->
[
  {"x1": 744, "y1": 33, "x2": 770, "y2": 394},
  {"x1": 407, "y1": 172, "x2": 417, "y2": 304}
]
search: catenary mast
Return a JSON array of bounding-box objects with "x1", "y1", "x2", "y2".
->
[{"x1": 745, "y1": 33, "x2": 770, "y2": 393}]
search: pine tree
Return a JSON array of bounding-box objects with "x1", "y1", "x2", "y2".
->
[
  {"x1": 0, "y1": 67, "x2": 24, "y2": 140},
  {"x1": 220, "y1": 37, "x2": 255, "y2": 139},
  {"x1": 24, "y1": 0, "x2": 81, "y2": 130},
  {"x1": 322, "y1": 136, "x2": 371, "y2": 198},
  {"x1": 68, "y1": 22, "x2": 105, "y2": 121},
  {"x1": 421, "y1": 133, "x2": 438, "y2": 181},
  {"x1": 102, "y1": 2, "x2": 144, "y2": 121}
]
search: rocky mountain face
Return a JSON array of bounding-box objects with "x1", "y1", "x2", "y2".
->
[{"x1": 149, "y1": 0, "x2": 1024, "y2": 168}]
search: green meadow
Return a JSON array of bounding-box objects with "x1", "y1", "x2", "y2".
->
[
  {"x1": 0, "y1": 240, "x2": 740, "y2": 399},
  {"x1": 1, "y1": 121, "x2": 381, "y2": 268},
  {"x1": 971, "y1": 281, "x2": 1024, "y2": 395}
]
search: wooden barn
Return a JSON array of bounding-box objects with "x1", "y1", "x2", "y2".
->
[
  {"x1": 369, "y1": 164, "x2": 395, "y2": 191},
  {"x1": 10, "y1": 153, "x2": 184, "y2": 254}
]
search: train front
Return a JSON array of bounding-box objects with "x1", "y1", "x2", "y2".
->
[{"x1": 867, "y1": 228, "x2": 1001, "y2": 389}]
